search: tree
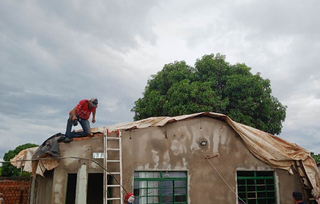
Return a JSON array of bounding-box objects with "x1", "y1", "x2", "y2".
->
[
  {"x1": 311, "y1": 152, "x2": 320, "y2": 163},
  {"x1": 2, "y1": 143, "x2": 38, "y2": 177},
  {"x1": 132, "y1": 53, "x2": 287, "y2": 135}
]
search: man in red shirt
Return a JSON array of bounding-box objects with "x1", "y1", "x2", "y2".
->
[{"x1": 64, "y1": 98, "x2": 98, "y2": 143}]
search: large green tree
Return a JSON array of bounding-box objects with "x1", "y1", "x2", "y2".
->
[
  {"x1": 132, "y1": 53, "x2": 287, "y2": 135},
  {"x1": 2, "y1": 143, "x2": 38, "y2": 177},
  {"x1": 311, "y1": 152, "x2": 320, "y2": 163}
]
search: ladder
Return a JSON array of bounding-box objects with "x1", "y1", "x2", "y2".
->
[
  {"x1": 104, "y1": 129, "x2": 123, "y2": 204},
  {"x1": 294, "y1": 160, "x2": 317, "y2": 204}
]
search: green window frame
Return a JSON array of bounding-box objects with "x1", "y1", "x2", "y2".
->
[
  {"x1": 237, "y1": 171, "x2": 277, "y2": 204},
  {"x1": 133, "y1": 171, "x2": 188, "y2": 204}
]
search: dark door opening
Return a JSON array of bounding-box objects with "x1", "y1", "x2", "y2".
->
[
  {"x1": 65, "y1": 173, "x2": 77, "y2": 204},
  {"x1": 87, "y1": 173, "x2": 103, "y2": 204},
  {"x1": 65, "y1": 173, "x2": 103, "y2": 204}
]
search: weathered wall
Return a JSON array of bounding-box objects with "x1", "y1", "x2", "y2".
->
[
  {"x1": 121, "y1": 117, "x2": 303, "y2": 204},
  {"x1": 0, "y1": 177, "x2": 30, "y2": 204},
  {"x1": 50, "y1": 137, "x2": 104, "y2": 204},
  {"x1": 30, "y1": 170, "x2": 54, "y2": 204},
  {"x1": 34, "y1": 116, "x2": 304, "y2": 204}
]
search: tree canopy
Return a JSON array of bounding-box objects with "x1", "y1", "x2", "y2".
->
[
  {"x1": 132, "y1": 53, "x2": 287, "y2": 135},
  {"x1": 311, "y1": 152, "x2": 320, "y2": 163},
  {"x1": 2, "y1": 143, "x2": 38, "y2": 177}
]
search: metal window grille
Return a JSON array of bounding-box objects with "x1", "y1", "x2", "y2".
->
[
  {"x1": 237, "y1": 171, "x2": 277, "y2": 204},
  {"x1": 133, "y1": 171, "x2": 187, "y2": 204}
]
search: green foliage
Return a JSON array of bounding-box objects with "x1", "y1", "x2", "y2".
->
[
  {"x1": 132, "y1": 53, "x2": 287, "y2": 135},
  {"x1": 311, "y1": 152, "x2": 320, "y2": 163},
  {"x1": 2, "y1": 143, "x2": 38, "y2": 177}
]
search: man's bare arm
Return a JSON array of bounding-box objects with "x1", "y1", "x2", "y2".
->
[
  {"x1": 70, "y1": 107, "x2": 77, "y2": 121},
  {"x1": 92, "y1": 109, "x2": 96, "y2": 123}
]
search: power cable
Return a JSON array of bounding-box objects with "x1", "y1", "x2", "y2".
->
[
  {"x1": 201, "y1": 150, "x2": 247, "y2": 204},
  {"x1": 0, "y1": 156, "x2": 129, "y2": 195}
]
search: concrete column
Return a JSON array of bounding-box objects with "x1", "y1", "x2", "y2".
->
[
  {"x1": 51, "y1": 167, "x2": 67, "y2": 204},
  {"x1": 29, "y1": 177, "x2": 36, "y2": 204},
  {"x1": 75, "y1": 159, "x2": 88, "y2": 204}
]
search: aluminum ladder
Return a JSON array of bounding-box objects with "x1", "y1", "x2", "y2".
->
[
  {"x1": 104, "y1": 129, "x2": 123, "y2": 204},
  {"x1": 294, "y1": 160, "x2": 317, "y2": 204}
]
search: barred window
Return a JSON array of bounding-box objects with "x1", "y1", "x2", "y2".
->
[
  {"x1": 237, "y1": 171, "x2": 277, "y2": 204},
  {"x1": 133, "y1": 171, "x2": 187, "y2": 204}
]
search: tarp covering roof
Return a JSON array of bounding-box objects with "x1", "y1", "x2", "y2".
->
[
  {"x1": 10, "y1": 147, "x2": 48, "y2": 176},
  {"x1": 10, "y1": 133, "x2": 64, "y2": 177},
  {"x1": 10, "y1": 112, "x2": 320, "y2": 197},
  {"x1": 107, "y1": 112, "x2": 320, "y2": 197}
]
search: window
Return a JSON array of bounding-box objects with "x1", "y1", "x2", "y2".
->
[
  {"x1": 237, "y1": 171, "x2": 277, "y2": 204},
  {"x1": 134, "y1": 171, "x2": 187, "y2": 204}
]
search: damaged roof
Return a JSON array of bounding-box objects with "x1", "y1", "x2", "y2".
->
[
  {"x1": 106, "y1": 112, "x2": 226, "y2": 132},
  {"x1": 107, "y1": 112, "x2": 320, "y2": 197},
  {"x1": 11, "y1": 112, "x2": 320, "y2": 198}
]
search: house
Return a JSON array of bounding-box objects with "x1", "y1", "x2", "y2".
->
[{"x1": 12, "y1": 112, "x2": 320, "y2": 204}]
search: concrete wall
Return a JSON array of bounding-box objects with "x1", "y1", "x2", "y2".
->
[
  {"x1": 121, "y1": 117, "x2": 303, "y2": 204},
  {"x1": 35, "y1": 116, "x2": 303, "y2": 204},
  {"x1": 50, "y1": 137, "x2": 105, "y2": 204},
  {"x1": 29, "y1": 170, "x2": 53, "y2": 204}
]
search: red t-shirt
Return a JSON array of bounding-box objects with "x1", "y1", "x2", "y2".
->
[{"x1": 74, "y1": 99, "x2": 97, "y2": 120}]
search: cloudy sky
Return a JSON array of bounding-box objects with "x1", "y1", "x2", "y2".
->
[{"x1": 1, "y1": 0, "x2": 320, "y2": 162}]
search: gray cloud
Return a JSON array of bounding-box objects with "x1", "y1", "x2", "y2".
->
[
  {"x1": 0, "y1": 0, "x2": 158, "y2": 51},
  {"x1": 0, "y1": 0, "x2": 320, "y2": 161},
  {"x1": 0, "y1": 0, "x2": 159, "y2": 159}
]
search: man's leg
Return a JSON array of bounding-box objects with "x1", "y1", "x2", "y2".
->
[
  {"x1": 69, "y1": 118, "x2": 91, "y2": 138},
  {"x1": 79, "y1": 119, "x2": 91, "y2": 136},
  {"x1": 65, "y1": 115, "x2": 73, "y2": 138},
  {"x1": 64, "y1": 115, "x2": 74, "y2": 143}
]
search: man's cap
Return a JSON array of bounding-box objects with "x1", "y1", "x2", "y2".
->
[
  {"x1": 292, "y1": 191, "x2": 303, "y2": 200},
  {"x1": 90, "y1": 98, "x2": 98, "y2": 107}
]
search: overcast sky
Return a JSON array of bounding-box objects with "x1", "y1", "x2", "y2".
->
[{"x1": 1, "y1": 0, "x2": 320, "y2": 162}]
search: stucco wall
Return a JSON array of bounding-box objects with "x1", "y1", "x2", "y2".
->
[
  {"x1": 39, "y1": 116, "x2": 303, "y2": 204},
  {"x1": 121, "y1": 117, "x2": 303, "y2": 204},
  {"x1": 29, "y1": 170, "x2": 53, "y2": 204},
  {"x1": 50, "y1": 137, "x2": 105, "y2": 204}
]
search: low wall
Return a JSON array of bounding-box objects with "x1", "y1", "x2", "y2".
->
[{"x1": 0, "y1": 177, "x2": 30, "y2": 204}]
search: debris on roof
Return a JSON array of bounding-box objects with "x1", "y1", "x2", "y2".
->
[{"x1": 10, "y1": 112, "x2": 320, "y2": 197}]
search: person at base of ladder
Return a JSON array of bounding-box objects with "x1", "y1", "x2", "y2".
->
[
  {"x1": 293, "y1": 191, "x2": 306, "y2": 204},
  {"x1": 64, "y1": 98, "x2": 98, "y2": 143}
]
